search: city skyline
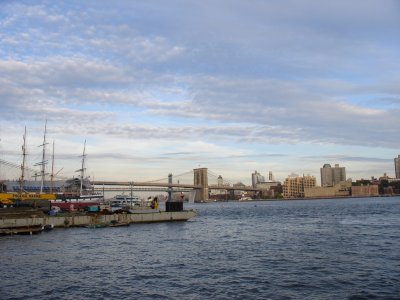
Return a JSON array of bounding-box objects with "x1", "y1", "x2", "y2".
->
[{"x1": 1, "y1": 1, "x2": 399, "y2": 184}]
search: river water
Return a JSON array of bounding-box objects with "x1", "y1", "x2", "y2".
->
[{"x1": 1, "y1": 197, "x2": 399, "y2": 299}]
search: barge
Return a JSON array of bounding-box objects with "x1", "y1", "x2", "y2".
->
[{"x1": 0, "y1": 206, "x2": 197, "y2": 235}]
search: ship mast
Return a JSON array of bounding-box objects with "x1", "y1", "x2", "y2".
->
[
  {"x1": 19, "y1": 126, "x2": 27, "y2": 193},
  {"x1": 76, "y1": 140, "x2": 86, "y2": 196},
  {"x1": 50, "y1": 140, "x2": 54, "y2": 193},
  {"x1": 37, "y1": 120, "x2": 48, "y2": 194}
]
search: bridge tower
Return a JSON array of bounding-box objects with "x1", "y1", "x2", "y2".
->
[
  {"x1": 167, "y1": 173, "x2": 173, "y2": 201},
  {"x1": 193, "y1": 168, "x2": 209, "y2": 202}
]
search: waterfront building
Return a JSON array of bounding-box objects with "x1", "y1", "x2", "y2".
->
[
  {"x1": 395, "y1": 155, "x2": 400, "y2": 179},
  {"x1": 252, "y1": 170, "x2": 281, "y2": 198},
  {"x1": 304, "y1": 181, "x2": 351, "y2": 198},
  {"x1": 283, "y1": 174, "x2": 316, "y2": 198},
  {"x1": 256, "y1": 181, "x2": 281, "y2": 191},
  {"x1": 251, "y1": 171, "x2": 265, "y2": 188},
  {"x1": 351, "y1": 185, "x2": 379, "y2": 197},
  {"x1": 256, "y1": 180, "x2": 282, "y2": 197},
  {"x1": 321, "y1": 164, "x2": 346, "y2": 187}
]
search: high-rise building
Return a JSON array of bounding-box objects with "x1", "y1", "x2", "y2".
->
[
  {"x1": 268, "y1": 171, "x2": 274, "y2": 181},
  {"x1": 320, "y1": 164, "x2": 346, "y2": 187},
  {"x1": 251, "y1": 170, "x2": 265, "y2": 188},
  {"x1": 283, "y1": 174, "x2": 316, "y2": 198},
  {"x1": 321, "y1": 164, "x2": 333, "y2": 187},
  {"x1": 395, "y1": 155, "x2": 400, "y2": 179},
  {"x1": 217, "y1": 175, "x2": 223, "y2": 186},
  {"x1": 333, "y1": 164, "x2": 346, "y2": 184}
]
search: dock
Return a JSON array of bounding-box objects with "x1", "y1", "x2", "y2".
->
[{"x1": 0, "y1": 208, "x2": 197, "y2": 234}]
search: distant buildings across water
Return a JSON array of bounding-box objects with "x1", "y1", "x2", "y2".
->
[
  {"x1": 212, "y1": 162, "x2": 400, "y2": 201},
  {"x1": 395, "y1": 155, "x2": 400, "y2": 179},
  {"x1": 320, "y1": 164, "x2": 346, "y2": 187}
]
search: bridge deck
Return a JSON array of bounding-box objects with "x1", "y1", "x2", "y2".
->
[{"x1": 92, "y1": 181, "x2": 261, "y2": 192}]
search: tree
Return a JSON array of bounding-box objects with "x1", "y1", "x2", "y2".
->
[{"x1": 378, "y1": 180, "x2": 390, "y2": 194}]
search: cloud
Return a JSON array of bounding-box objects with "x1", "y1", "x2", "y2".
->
[
  {"x1": 1, "y1": 1, "x2": 399, "y2": 182},
  {"x1": 1, "y1": 54, "x2": 399, "y2": 149},
  {"x1": 302, "y1": 155, "x2": 393, "y2": 163},
  {"x1": 0, "y1": 58, "x2": 129, "y2": 87}
]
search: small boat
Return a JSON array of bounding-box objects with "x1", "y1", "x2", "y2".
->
[
  {"x1": 85, "y1": 223, "x2": 108, "y2": 229},
  {"x1": 109, "y1": 220, "x2": 129, "y2": 227},
  {"x1": 42, "y1": 224, "x2": 54, "y2": 231}
]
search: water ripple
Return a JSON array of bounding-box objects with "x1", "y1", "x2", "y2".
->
[{"x1": 1, "y1": 197, "x2": 399, "y2": 299}]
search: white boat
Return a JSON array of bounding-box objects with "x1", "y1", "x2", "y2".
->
[{"x1": 108, "y1": 194, "x2": 141, "y2": 212}]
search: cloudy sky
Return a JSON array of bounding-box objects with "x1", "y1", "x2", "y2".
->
[{"x1": 0, "y1": 0, "x2": 399, "y2": 185}]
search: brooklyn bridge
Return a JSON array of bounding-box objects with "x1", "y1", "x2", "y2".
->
[{"x1": 92, "y1": 168, "x2": 263, "y2": 202}]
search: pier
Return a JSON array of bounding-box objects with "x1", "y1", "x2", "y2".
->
[{"x1": 0, "y1": 210, "x2": 197, "y2": 231}]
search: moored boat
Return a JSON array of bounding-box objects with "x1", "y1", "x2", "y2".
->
[
  {"x1": 109, "y1": 220, "x2": 130, "y2": 227},
  {"x1": 106, "y1": 194, "x2": 141, "y2": 212},
  {"x1": 0, "y1": 224, "x2": 44, "y2": 235}
]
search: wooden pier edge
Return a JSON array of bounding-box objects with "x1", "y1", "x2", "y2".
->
[{"x1": 0, "y1": 210, "x2": 197, "y2": 229}]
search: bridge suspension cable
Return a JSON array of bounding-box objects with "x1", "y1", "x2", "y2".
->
[
  {"x1": 143, "y1": 170, "x2": 194, "y2": 184},
  {"x1": 0, "y1": 158, "x2": 67, "y2": 180},
  {"x1": 145, "y1": 177, "x2": 169, "y2": 183},
  {"x1": 173, "y1": 171, "x2": 194, "y2": 178},
  {"x1": 207, "y1": 169, "x2": 235, "y2": 186}
]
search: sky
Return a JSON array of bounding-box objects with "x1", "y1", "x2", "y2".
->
[{"x1": 0, "y1": 0, "x2": 399, "y2": 185}]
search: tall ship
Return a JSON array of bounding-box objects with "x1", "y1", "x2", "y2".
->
[
  {"x1": 0, "y1": 123, "x2": 56, "y2": 207},
  {"x1": 50, "y1": 140, "x2": 104, "y2": 211}
]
